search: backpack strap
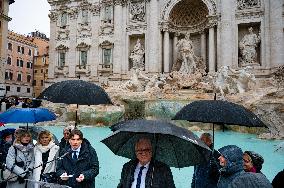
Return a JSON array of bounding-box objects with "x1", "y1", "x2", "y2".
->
[{"x1": 10, "y1": 146, "x2": 17, "y2": 173}]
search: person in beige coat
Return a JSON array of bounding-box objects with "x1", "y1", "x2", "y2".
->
[{"x1": 33, "y1": 130, "x2": 59, "y2": 186}]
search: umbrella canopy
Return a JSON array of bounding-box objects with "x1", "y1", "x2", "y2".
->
[
  {"x1": 38, "y1": 80, "x2": 112, "y2": 105},
  {"x1": 0, "y1": 108, "x2": 56, "y2": 124},
  {"x1": 173, "y1": 100, "x2": 267, "y2": 127},
  {"x1": 102, "y1": 120, "x2": 212, "y2": 168}
]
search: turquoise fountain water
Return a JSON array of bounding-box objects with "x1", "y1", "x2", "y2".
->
[{"x1": 1, "y1": 125, "x2": 283, "y2": 188}]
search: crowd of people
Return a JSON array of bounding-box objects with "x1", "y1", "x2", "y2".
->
[
  {"x1": 0, "y1": 96, "x2": 42, "y2": 111},
  {"x1": 0, "y1": 127, "x2": 283, "y2": 188}
]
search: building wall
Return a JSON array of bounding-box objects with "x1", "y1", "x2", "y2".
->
[
  {"x1": 47, "y1": 0, "x2": 284, "y2": 86},
  {"x1": 31, "y1": 32, "x2": 49, "y2": 97},
  {"x1": 0, "y1": 0, "x2": 14, "y2": 97},
  {"x1": 5, "y1": 31, "x2": 37, "y2": 97}
]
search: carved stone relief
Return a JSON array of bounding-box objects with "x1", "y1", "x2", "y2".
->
[
  {"x1": 48, "y1": 11, "x2": 58, "y2": 22},
  {"x1": 57, "y1": 29, "x2": 70, "y2": 41},
  {"x1": 69, "y1": 8, "x2": 79, "y2": 19},
  {"x1": 129, "y1": 1, "x2": 146, "y2": 22},
  {"x1": 237, "y1": 0, "x2": 261, "y2": 10},
  {"x1": 90, "y1": 3, "x2": 101, "y2": 16},
  {"x1": 78, "y1": 23, "x2": 92, "y2": 38}
]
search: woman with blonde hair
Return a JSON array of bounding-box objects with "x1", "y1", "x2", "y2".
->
[
  {"x1": 33, "y1": 130, "x2": 59, "y2": 185},
  {"x1": 6, "y1": 129, "x2": 34, "y2": 188}
]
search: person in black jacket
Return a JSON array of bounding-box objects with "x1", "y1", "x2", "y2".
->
[
  {"x1": 191, "y1": 133, "x2": 220, "y2": 188},
  {"x1": 117, "y1": 138, "x2": 175, "y2": 188},
  {"x1": 272, "y1": 169, "x2": 284, "y2": 188},
  {"x1": 56, "y1": 129, "x2": 99, "y2": 188}
]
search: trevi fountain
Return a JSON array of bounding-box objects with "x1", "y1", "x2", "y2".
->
[{"x1": 44, "y1": 0, "x2": 284, "y2": 140}]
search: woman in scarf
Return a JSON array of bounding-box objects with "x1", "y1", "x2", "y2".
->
[
  {"x1": 243, "y1": 150, "x2": 264, "y2": 173},
  {"x1": 6, "y1": 129, "x2": 34, "y2": 188},
  {"x1": 33, "y1": 130, "x2": 59, "y2": 185}
]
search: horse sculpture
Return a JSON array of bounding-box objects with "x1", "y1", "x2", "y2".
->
[{"x1": 211, "y1": 66, "x2": 234, "y2": 100}]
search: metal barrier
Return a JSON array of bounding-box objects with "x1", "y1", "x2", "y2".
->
[{"x1": 26, "y1": 179, "x2": 71, "y2": 188}]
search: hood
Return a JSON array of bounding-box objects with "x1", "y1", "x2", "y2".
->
[{"x1": 218, "y1": 145, "x2": 243, "y2": 175}]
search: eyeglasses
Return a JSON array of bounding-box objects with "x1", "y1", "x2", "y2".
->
[{"x1": 135, "y1": 148, "x2": 152, "y2": 155}]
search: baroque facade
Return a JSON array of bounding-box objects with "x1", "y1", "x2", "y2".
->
[{"x1": 47, "y1": 0, "x2": 284, "y2": 86}]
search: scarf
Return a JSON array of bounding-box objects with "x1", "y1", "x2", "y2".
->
[{"x1": 36, "y1": 141, "x2": 56, "y2": 153}]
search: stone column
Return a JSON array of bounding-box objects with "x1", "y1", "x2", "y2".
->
[
  {"x1": 200, "y1": 31, "x2": 206, "y2": 62},
  {"x1": 208, "y1": 27, "x2": 215, "y2": 72},
  {"x1": 269, "y1": 0, "x2": 284, "y2": 66},
  {"x1": 48, "y1": 13, "x2": 57, "y2": 79},
  {"x1": 147, "y1": 0, "x2": 159, "y2": 73},
  {"x1": 121, "y1": 6, "x2": 128, "y2": 74},
  {"x1": 113, "y1": 0, "x2": 123, "y2": 75},
  {"x1": 173, "y1": 34, "x2": 178, "y2": 68},
  {"x1": 67, "y1": 13, "x2": 78, "y2": 78},
  {"x1": 90, "y1": 6, "x2": 100, "y2": 77},
  {"x1": 219, "y1": 0, "x2": 235, "y2": 68},
  {"x1": 163, "y1": 31, "x2": 170, "y2": 73}
]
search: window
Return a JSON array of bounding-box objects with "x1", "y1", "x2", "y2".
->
[
  {"x1": 42, "y1": 57, "x2": 46, "y2": 64},
  {"x1": 34, "y1": 70, "x2": 38, "y2": 74},
  {"x1": 17, "y1": 46, "x2": 21, "y2": 53},
  {"x1": 27, "y1": 75, "x2": 31, "y2": 82},
  {"x1": 41, "y1": 69, "x2": 43, "y2": 73},
  {"x1": 28, "y1": 49, "x2": 32, "y2": 56},
  {"x1": 5, "y1": 71, "x2": 13, "y2": 80},
  {"x1": 7, "y1": 57, "x2": 11, "y2": 65},
  {"x1": 17, "y1": 87, "x2": 21, "y2": 92},
  {"x1": 30, "y1": 63, "x2": 33, "y2": 69},
  {"x1": 104, "y1": 6, "x2": 113, "y2": 23},
  {"x1": 61, "y1": 12, "x2": 67, "y2": 27},
  {"x1": 103, "y1": 49, "x2": 112, "y2": 64},
  {"x1": 33, "y1": 80, "x2": 36, "y2": 86},
  {"x1": 58, "y1": 52, "x2": 65, "y2": 67},
  {"x1": 27, "y1": 62, "x2": 30, "y2": 68},
  {"x1": 17, "y1": 73, "x2": 22, "y2": 81},
  {"x1": 41, "y1": 80, "x2": 44, "y2": 86},
  {"x1": 9, "y1": 72, "x2": 13, "y2": 80},
  {"x1": 79, "y1": 51, "x2": 87, "y2": 68},
  {"x1": 6, "y1": 86, "x2": 10, "y2": 92},
  {"x1": 8, "y1": 43, "x2": 12, "y2": 50},
  {"x1": 82, "y1": 10, "x2": 88, "y2": 24},
  {"x1": 45, "y1": 69, "x2": 48, "y2": 73},
  {"x1": 5, "y1": 72, "x2": 9, "y2": 80},
  {"x1": 17, "y1": 59, "x2": 19, "y2": 66},
  {"x1": 21, "y1": 47, "x2": 24, "y2": 54},
  {"x1": 20, "y1": 60, "x2": 24, "y2": 67},
  {"x1": 27, "y1": 88, "x2": 30, "y2": 93}
]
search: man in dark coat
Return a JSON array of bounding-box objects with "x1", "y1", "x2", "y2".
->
[
  {"x1": 56, "y1": 129, "x2": 99, "y2": 188},
  {"x1": 218, "y1": 145, "x2": 272, "y2": 188},
  {"x1": 117, "y1": 138, "x2": 175, "y2": 188},
  {"x1": 191, "y1": 133, "x2": 220, "y2": 188},
  {"x1": 58, "y1": 125, "x2": 74, "y2": 153}
]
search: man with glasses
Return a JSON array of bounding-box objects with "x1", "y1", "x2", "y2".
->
[{"x1": 117, "y1": 138, "x2": 175, "y2": 188}]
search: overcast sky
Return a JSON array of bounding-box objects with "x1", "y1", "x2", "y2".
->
[{"x1": 8, "y1": 0, "x2": 51, "y2": 37}]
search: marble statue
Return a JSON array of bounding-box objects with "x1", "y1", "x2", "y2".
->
[
  {"x1": 211, "y1": 66, "x2": 234, "y2": 100},
  {"x1": 239, "y1": 27, "x2": 261, "y2": 66},
  {"x1": 130, "y1": 39, "x2": 145, "y2": 70},
  {"x1": 122, "y1": 68, "x2": 144, "y2": 92},
  {"x1": 176, "y1": 33, "x2": 196, "y2": 74},
  {"x1": 229, "y1": 66, "x2": 256, "y2": 93}
]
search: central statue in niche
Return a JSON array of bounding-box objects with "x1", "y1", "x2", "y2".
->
[
  {"x1": 176, "y1": 33, "x2": 197, "y2": 74},
  {"x1": 130, "y1": 39, "x2": 145, "y2": 70}
]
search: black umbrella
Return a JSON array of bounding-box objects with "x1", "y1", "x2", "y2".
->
[
  {"x1": 172, "y1": 100, "x2": 267, "y2": 145},
  {"x1": 38, "y1": 80, "x2": 112, "y2": 126},
  {"x1": 102, "y1": 119, "x2": 212, "y2": 168}
]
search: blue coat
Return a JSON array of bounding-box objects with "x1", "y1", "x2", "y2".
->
[
  {"x1": 56, "y1": 140, "x2": 99, "y2": 188},
  {"x1": 217, "y1": 145, "x2": 244, "y2": 188}
]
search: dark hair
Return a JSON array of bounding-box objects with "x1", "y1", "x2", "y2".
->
[{"x1": 69, "y1": 129, "x2": 83, "y2": 140}]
